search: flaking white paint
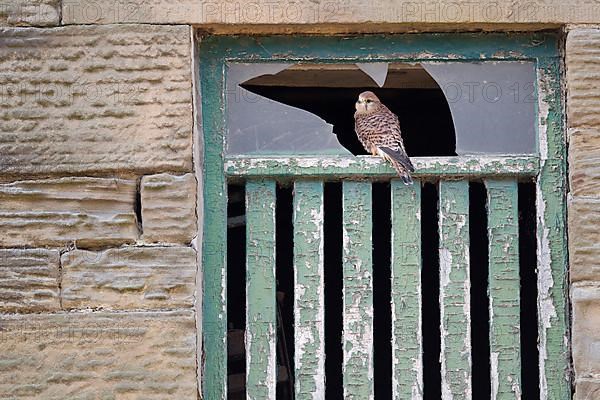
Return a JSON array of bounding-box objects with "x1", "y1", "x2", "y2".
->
[
  {"x1": 536, "y1": 181, "x2": 556, "y2": 400},
  {"x1": 491, "y1": 352, "x2": 499, "y2": 400}
]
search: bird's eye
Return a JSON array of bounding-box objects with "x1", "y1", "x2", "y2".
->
[{"x1": 366, "y1": 99, "x2": 372, "y2": 103}]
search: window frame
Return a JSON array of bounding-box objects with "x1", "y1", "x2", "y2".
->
[{"x1": 198, "y1": 33, "x2": 569, "y2": 399}]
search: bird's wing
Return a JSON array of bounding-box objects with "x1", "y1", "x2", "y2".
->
[{"x1": 376, "y1": 108, "x2": 414, "y2": 171}]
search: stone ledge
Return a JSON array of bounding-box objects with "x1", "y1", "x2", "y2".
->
[
  {"x1": 62, "y1": 0, "x2": 600, "y2": 25},
  {"x1": 0, "y1": 310, "x2": 197, "y2": 398},
  {"x1": 0, "y1": 0, "x2": 59, "y2": 27},
  {"x1": 572, "y1": 286, "x2": 600, "y2": 380},
  {"x1": 141, "y1": 173, "x2": 197, "y2": 244},
  {"x1": 61, "y1": 246, "x2": 196, "y2": 310},
  {"x1": 0, "y1": 24, "x2": 192, "y2": 179},
  {"x1": 0, "y1": 248, "x2": 60, "y2": 312},
  {"x1": 0, "y1": 177, "x2": 138, "y2": 248}
]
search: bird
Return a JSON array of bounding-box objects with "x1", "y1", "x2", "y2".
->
[{"x1": 354, "y1": 91, "x2": 415, "y2": 184}]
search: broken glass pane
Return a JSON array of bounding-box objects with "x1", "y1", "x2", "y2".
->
[
  {"x1": 356, "y1": 63, "x2": 389, "y2": 87},
  {"x1": 422, "y1": 62, "x2": 536, "y2": 155},
  {"x1": 226, "y1": 63, "x2": 352, "y2": 155}
]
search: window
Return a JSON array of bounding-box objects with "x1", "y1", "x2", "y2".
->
[{"x1": 199, "y1": 34, "x2": 569, "y2": 399}]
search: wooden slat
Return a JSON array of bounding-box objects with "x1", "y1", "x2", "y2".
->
[
  {"x1": 342, "y1": 181, "x2": 374, "y2": 399},
  {"x1": 485, "y1": 179, "x2": 522, "y2": 399},
  {"x1": 438, "y1": 180, "x2": 472, "y2": 399},
  {"x1": 245, "y1": 180, "x2": 277, "y2": 400},
  {"x1": 536, "y1": 57, "x2": 570, "y2": 399},
  {"x1": 293, "y1": 181, "x2": 325, "y2": 400},
  {"x1": 201, "y1": 58, "x2": 228, "y2": 399},
  {"x1": 391, "y1": 180, "x2": 423, "y2": 399},
  {"x1": 225, "y1": 156, "x2": 539, "y2": 178}
]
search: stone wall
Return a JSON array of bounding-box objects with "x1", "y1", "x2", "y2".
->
[
  {"x1": 1, "y1": 0, "x2": 599, "y2": 398},
  {"x1": 0, "y1": 4, "x2": 199, "y2": 396}
]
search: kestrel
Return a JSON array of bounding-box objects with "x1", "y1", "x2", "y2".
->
[{"x1": 354, "y1": 91, "x2": 415, "y2": 184}]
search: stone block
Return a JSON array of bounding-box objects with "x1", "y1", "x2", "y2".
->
[
  {"x1": 0, "y1": 177, "x2": 138, "y2": 248},
  {"x1": 0, "y1": 24, "x2": 192, "y2": 178},
  {"x1": 569, "y1": 197, "x2": 600, "y2": 282},
  {"x1": 567, "y1": 29, "x2": 600, "y2": 129},
  {"x1": 572, "y1": 286, "x2": 600, "y2": 380},
  {"x1": 0, "y1": 248, "x2": 60, "y2": 312},
  {"x1": 62, "y1": 247, "x2": 196, "y2": 310},
  {"x1": 0, "y1": 310, "x2": 197, "y2": 398},
  {"x1": 0, "y1": 1, "x2": 59, "y2": 26},
  {"x1": 141, "y1": 173, "x2": 197, "y2": 244}
]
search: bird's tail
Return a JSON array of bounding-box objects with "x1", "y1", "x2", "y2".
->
[{"x1": 378, "y1": 146, "x2": 414, "y2": 185}]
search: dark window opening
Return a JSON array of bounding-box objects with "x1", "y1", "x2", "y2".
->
[
  {"x1": 275, "y1": 185, "x2": 295, "y2": 399},
  {"x1": 227, "y1": 184, "x2": 246, "y2": 400},
  {"x1": 519, "y1": 181, "x2": 540, "y2": 399},
  {"x1": 238, "y1": 64, "x2": 457, "y2": 157},
  {"x1": 324, "y1": 182, "x2": 344, "y2": 400},
  {"x1": 470, "y1": 181, "x2": 491, "y2": 399},
  {"x1": 373, "y1": 182, "x2": 392, "y2": 399},
  {"x1": 421, "y1": 181, "x2": 442, "y2": 400}
]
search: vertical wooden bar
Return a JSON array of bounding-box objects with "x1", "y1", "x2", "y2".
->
[
  {"x1": 485, "y1": 179, "x2": 521, "y2": 399},
  {"x1": 391, "y1": 180, "x2": 423, "y2": 400},
  {"x1": 293, "y1": 180, "x2": 325, "y2": 400},
  {"x1": 245, "y1": 180, "x2": 277, "y2": 400},
  {"x1": 438, "y1": 180, "x2": 472, "y2": 400},
  {"x1": 536, "y1": 58, "x2": 570, "y2": 400},
  {"x1": 342, "y1": 181, "x2": 374, "y2": 400},
  {"x1": 201, "y1": 58, "x2": 227, "y2": 399}
]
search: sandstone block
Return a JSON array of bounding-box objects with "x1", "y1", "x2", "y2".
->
[
  {"x1": 575, "y1": 379, "x2": 600, "y2": 400},
  {"x1": 62, "y1": 247, "x2": 196, "y2": 310},
  {"x1": 0, "y1": 1, "x2": 59, "y2": 26},
  {"x1": 141, "y1": 173, "x2": 197, "y2": 244},
  {"x1": 572, "y1": 286, "x2": 600, "y2": 380},
  {"x1": 569, "y1": 129, "x2": 600, "y2": 197},
  {"x1": 63, "y1": 0, "x2": 600, "y2": 25},
  {"x1": 0, "y1": 248, "x2": 60, "y2": 312},
  {"x1": 0, "y1": 310, "x2": 197, "y2": 398},
  {"x1": 0, "y1": 24, "x2": 192, "y2": 179},
  {"x1": 569, "y1": 197, "x2": 600, "y2": 282},
  {"x1": 567, "y1": 29, "x2": 600, "y2": 129},
  {"x1": 0, "y1": 177, "x2": 138, "y2": 248}
]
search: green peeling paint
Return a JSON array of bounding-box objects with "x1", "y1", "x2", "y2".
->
[
  {"x1": 391, "y1": 180, "x2": 423, "y2": 400},
  {"x1": 246, "y1": 180, "x2": 277, "y2": 400},
  {"x1": 200, "y1": 33, "x2": 569, "y2": 399},
  {"x1": 200, "y1": 49, "x2": 227, "y2": 400},
  {"x1": 438, "y1": 180, "x2": 471, "y2": 400},
  {"x1": 293, "y1": 181, "x2": 325, "y2": 399},
  {"x1": 485, "y1": 179, "x2": 521, "y2": 399},
  {"x1": 342, "y1": 181, "x2": 374, "y2": 399},
  {"x1": 535, "y1": 57, "x2": 570, "y2": 399},
  {"x1": 225, "y1": 156, "x2": 539, "y2": 179}
]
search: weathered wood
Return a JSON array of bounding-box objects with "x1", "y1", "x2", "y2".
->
[
  {"x1": 200, "y1": 34, "x2": 568, "y2": 399},
  {"x1": 246, "y1": 180, "x2": 277, "y2": 400},
  {"x1": 293, "y1": 181, "x2": 325, "y2": 400},
  {"x1": 391, "y1": 180, "x2": 423, "y2": 399},
  {"x1": 485, "y1": 179, "x2": 521, "y2": 399},
  {"x1": 536, "y1": 58, "x2": 571, "y2": 399},
  {"x1": 225, "y1": 156, "x2": 539, "y2": 179},
  {"x1": 438, "y1": 180, "x2": 472, "y2": 400},
  {"x1": 201, "y1": 53, "x2": 228, "y2": 399},
  {"x1": 342, "y1": 181, "x2": 374, "y2": 399}
]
